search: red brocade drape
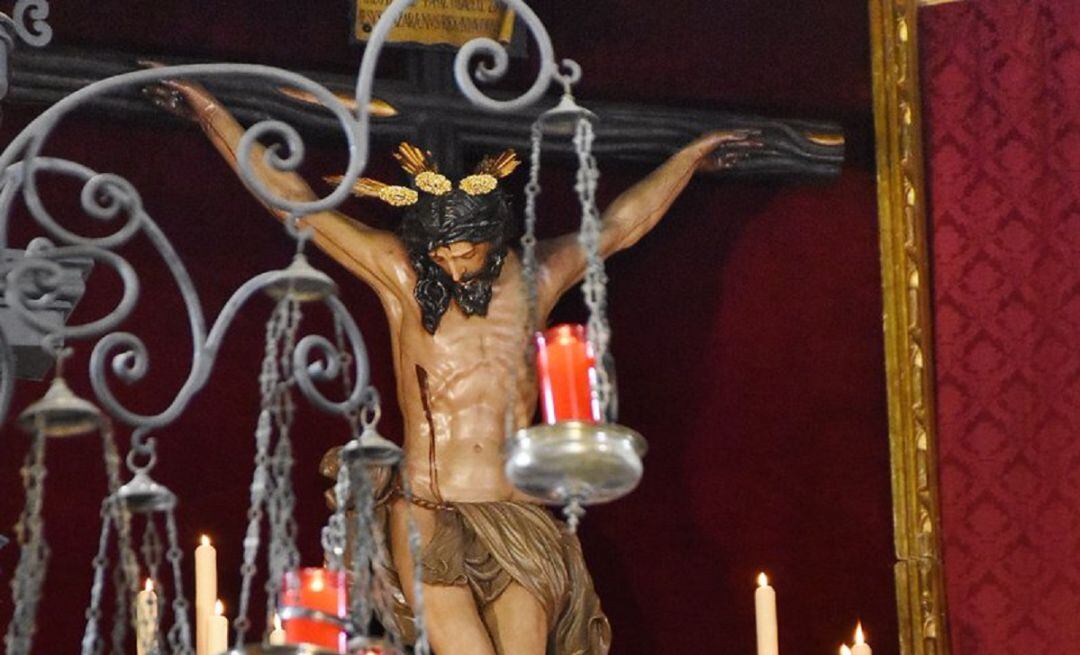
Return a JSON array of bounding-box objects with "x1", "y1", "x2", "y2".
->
[{"x1": 922, "y1": 2, "x2": 1080, "y2": 653}]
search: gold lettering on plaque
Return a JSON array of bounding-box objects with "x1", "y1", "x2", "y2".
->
[{"x1": 355, "y1": 0, "x2": 515, "y2": 47}]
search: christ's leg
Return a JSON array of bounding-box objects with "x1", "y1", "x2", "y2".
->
[
  {"x1": 388, "y1": 499, "x2": 497, "y2": 655},
  {"x1": 482, "y1": 582, "x2": 549, "y2": 655}
]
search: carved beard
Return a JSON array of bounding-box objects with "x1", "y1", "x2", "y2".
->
[{"x1": 411, "y1": 248, "x2": 506, "y2": 334}]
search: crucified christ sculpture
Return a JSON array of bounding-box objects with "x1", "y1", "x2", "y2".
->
[{"x1": 148, "y1": 79, "x2": 758, "y2": 655}]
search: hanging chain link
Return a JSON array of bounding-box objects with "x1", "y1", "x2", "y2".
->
[
  {"x1": 137, "y1": 520, "x2": 165, "y2": 655},
  {"x1": 4, "y1": 429, "x2": 50, "y2": 655},
  {"x1": 80, "y1": 499, "x2": 114, "y2": 655},
  {"x1": 573, "y1": 116, "x2": 615, "y2": 418},
  {"x1": 320, "y1": 463, "x2": 350, "y2": 572},
  {"x1": 264, "y1": 297, "x2": 303, "y2": 630},
  {"x1": 501, "y1": 120, "x2": 547, "y2": 442},
  {"x1": 100, "y1": 422, "x2": 141, "y2": 655},
  {"x1": 322, "y1": 309, "x2": 360, "y2": 576},
  {"x1": 163, "y1": 510, "x2": 194, "y2": 655},
  {"x1": 522, "y1": 120, "x2": 544, "y2": 342},
  {"x1": 344, "y1": 457, "x2": 374, "y2": 637},
  {"x1": 234, "y1": 296, "x2": 291, "y2": 643}
]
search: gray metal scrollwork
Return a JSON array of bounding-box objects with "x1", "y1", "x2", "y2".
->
[{"x1": 0, "y1": 0, "x2": 586, "y2": 651}]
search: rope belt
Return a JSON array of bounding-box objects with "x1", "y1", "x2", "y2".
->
[{"x1": 390, "y1": 481, "x2": 457, "y2": 513}]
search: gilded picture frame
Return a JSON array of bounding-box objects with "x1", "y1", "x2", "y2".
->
[{"x1": 869, "y1": 1, "x2": 951, "y2": 654}]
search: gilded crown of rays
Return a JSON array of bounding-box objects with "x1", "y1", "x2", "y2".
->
[{"x1": 324, "y1": 142, "x2": 521, "y2": 207}]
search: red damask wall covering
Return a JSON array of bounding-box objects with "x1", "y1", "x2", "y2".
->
[{"x1": 922, "y1": 2, "x2": 1080, "y2": 653}]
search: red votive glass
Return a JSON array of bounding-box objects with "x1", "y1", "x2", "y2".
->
[
  {"x1": 279, "y1": 568, "x2": 348, "y2": 653},
  {"x1": 535, "y1": 324, "x2": 602, "y2": 424}
]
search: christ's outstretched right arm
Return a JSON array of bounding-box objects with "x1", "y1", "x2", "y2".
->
[{"x1": 147, "y1": 79, "x2": 409, "y2": 298}]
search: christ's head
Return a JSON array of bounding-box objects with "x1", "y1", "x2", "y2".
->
[{"x1": 398, "y1": 187, "x2": 513, "y2": 334}]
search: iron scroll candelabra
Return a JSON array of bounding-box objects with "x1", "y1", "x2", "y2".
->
[{"x1": 0, "y1": 0, "x2": 639, "y2": 653}]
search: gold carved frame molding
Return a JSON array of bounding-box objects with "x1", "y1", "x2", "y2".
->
[{"x1": 870, "y1": 1, "x2": 951, "y2": 654}]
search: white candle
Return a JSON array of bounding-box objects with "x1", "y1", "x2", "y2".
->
[
  {"x1": 754, "y1": 572, "x2": 779, "y2": 655},
  {"x1": 268, "y1": 613, "x2": 286, "y2": 646},
  {"x1": 852, "y1": 622, "x2": 872, "y2": 655},
  {"x1": 136, "y1": 579, "x2": 158, "y2": 655},
  {"x1": 841, "y1": 646, "x2": 853, "y2": 655},
  {"x1": 209, "y1": 599, "x2": 229, "y2": 655},
  {"x1": 195, "y1": 535, "x2": 218, "y2": 655}
]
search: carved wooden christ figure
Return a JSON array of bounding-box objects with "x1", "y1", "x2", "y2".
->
[{"x1": 149, "y1": 79, "x2": 757, "y2": 655}]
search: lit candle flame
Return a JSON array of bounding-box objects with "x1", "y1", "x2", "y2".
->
[
  {"x1": 855, "y1": 621, "x2": 866, "y2": 645},
  {"x1": 310, "y1": 570, "x2": 325, "y2": 592},
  {"x1": 143, "y1": 579, "x2": 154, "y2": 593},
  {"x1": 214, "y1": 599, "x2": 224, "y2": 617},
  {"x1": 273, "y1": 613, "x2": 282, "y2": 631},
  {"x1": 757, "y1": 572, "x2": 769, "y2": 587},
  {"x1": 200, "y1": 535, "x2": 211, "y2": 547},
  {"x1": 841, "y1": 646, "x2": 853, "y2": 655}
]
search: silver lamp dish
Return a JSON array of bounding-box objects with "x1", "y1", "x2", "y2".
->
[
  {"x1": 539, "y1": 93, "x2": 598, "y2": 137},
  {"x1": 340, "y1": 429, "x2": 403, "y2": 468},
  {"x1": 505, "y1": 420, "x2": 647, "y2": 507},
  {"x1": 115, "y1": 469, "x2": 177, "y2": 513},
  {"x1": 265, "y1": 253, "x2": 338, "y2": 302},
  {"x1": 16, "y1": 376, "x2": 103, "y2": 437}
]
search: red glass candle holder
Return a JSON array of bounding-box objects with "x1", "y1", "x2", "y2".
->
[
  {"x1": 535, "y1": 324, "x2": 601, "y2": 424},
  {"x1": 279, "y1": 568, "x2": 348, "y2": 653}
]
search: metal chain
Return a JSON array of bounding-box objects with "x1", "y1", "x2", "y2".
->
[
  {"x1": 233, "y1": 407, "x2": 272, "y2": 642},
  {"x1": 274, "y1": 299, "x2": 302, "y2": 571},
  {"x1": 163, "y1": 510, "x2": 194, "y2": 655},
  {"x1": 234, "y1": 297, "x2": 290, "y2": 643},
  {"x1": 264, "y1": 298, "x2": 302, "y2": 627},
  {"x1": 573, "y1": 116, "x2": 615, "y2": 417},
  {"x1": 345, "y1": 456, "x2": 374, "y2": 636},
  {"x1": 4, "y1": 429, "x2": 50, "y2": 655},
  {"x1": 101, "y1": 422, "x2": 141, "y2": 655},
  {"x1": 109, "y1": 547, "x2": 127, "y2": 655},
  {"x1": 322, "y1": 310, "x2": 359, "y2": 574},
  {"x1": 521, "y1": 120, "x2": 544, "y2": 341},
  {"x1": 501, "y1": 120, "x2": 547, "y2": 442},
  {"x1": 80, "y1": 499, "x2": 114, "y2": 655},
  {"x1": 137, "y1": 520, "x2": 165, "y2": 655},
  {"x1": 320, "y1": 463, "x2": 349, "y2": 572}
]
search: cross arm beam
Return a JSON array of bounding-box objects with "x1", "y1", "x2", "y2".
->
[{"x1": 8, "y1": 46, "x2": 844, "y2": 181}]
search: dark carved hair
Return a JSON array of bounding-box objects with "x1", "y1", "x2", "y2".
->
[{"x1": 398, "y1": 187, "x2": 513, "y2": 334}]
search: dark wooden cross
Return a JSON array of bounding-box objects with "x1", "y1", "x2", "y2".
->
[
  {"x1": 1, "y1": 42, "x2": 845, "y2": 379},
  {"x1": 8, "y1": 47, "x2": 844, "y2": 181}
]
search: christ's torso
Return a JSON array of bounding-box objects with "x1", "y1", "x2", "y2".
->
[{"x1": 381, "y1": 254, "x2": 540, "y2": 503}]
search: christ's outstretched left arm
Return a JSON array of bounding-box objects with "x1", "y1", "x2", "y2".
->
[{"x1": 536, "y1": 130, "x2": 759, "y2": 310}]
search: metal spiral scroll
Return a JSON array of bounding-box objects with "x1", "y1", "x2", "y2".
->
[
  {"x1": 8, "y1": 0, "x2": 52, "y2": 48},
  {"x1": 0, "y1": 0, "x2": 603, "y2": 652}
]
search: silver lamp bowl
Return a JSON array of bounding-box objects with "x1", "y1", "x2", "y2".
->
[
  {"x1": 505, "y1": 420, "x2": 647, "y2": 506},
  {"x1": 340, "y1": 429, "x2": 403, "y2": 468},
  {"x1": 17, "y1": 376, "x2": 103, "y2": 437},
  {"x1": 115, "y1": 470, "x2": 177, "y2": 514},
  {"x1": 265, "y1": 254, "x2": 338, "y2": 302}
]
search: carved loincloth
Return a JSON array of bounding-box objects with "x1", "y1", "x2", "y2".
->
[
  {"x1": 380, "y1": 497, "x2": 611, "y2": 655},
  {"x1": 320, "y1": 448, "x2": 611, "y2": 654}
]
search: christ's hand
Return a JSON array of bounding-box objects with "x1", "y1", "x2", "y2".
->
[{"x1": 695, "y1": 129, "x2": 765, "y2": 172}]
